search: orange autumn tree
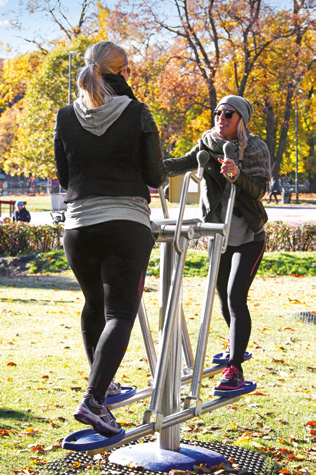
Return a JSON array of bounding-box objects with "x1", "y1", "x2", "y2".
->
[{"x1": 103, "y1": 0, "x2": 314, "y2": 179}]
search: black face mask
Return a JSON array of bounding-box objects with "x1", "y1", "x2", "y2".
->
[{"x1": 102, "y1": 74, "x2": 137, "y2": 101}]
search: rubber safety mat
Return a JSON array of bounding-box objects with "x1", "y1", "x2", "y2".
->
[{"x1": 36, "y1": 438, "x2": 279, "y2": 474}]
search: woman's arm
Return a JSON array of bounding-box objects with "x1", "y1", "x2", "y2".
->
[
  {"x1": 53, "y1": 113, "x2": 69, "y2": 190},
  {"x1": 235, "y1": 173, "x2": 268, "y2": 200},
  {"x1": 140, "y1": 105, "x2": 167, "y2": 188},
  {"x1": 164, "y1": 144, "x2": 199, "y2": 177},
  {"x1": 235, "y1": 138, "x2": 271, "y2": 200}
]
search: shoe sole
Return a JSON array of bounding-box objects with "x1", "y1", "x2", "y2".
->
[{"x1": 74, "y1": 410, "x2": 122, "y2": 435}]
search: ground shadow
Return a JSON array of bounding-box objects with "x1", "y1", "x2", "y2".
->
[
  {"x1": 0, "y1": 407, "x2": 51, "y2": 427},
  {"x1": 0, "y1": 274, "x2": 80, "y2": 290}
]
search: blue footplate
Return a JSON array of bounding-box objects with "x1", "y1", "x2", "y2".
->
[
  {"x1": 213, "y1": 381, "x2": 257, "y2": 398},
  {"x1": 62, "y1": 428, "x2": 125, "y2": 452},
  {"x1": 106, "y1": 386, "x2": 136, "y2": 404},
  {"x1": 212, "y1": 351, "x2": 252, "y2": 365}
]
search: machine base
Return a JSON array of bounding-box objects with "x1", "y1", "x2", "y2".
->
[{"x1": 109, "y1": 442, "x2": 226, "y2": 471}]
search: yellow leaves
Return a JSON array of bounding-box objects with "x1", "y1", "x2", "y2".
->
[
  {"x1": 22, "y1": 428, "x2": 39, "y2": 437},
  {"x1": 236, "y1": 431, "x2": 253, "y2": 445},
  {"x1": 229, "y1": 420, "x2": 238, "y2": 430}
]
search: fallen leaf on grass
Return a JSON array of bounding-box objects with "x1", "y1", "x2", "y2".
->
[
  {"x1": 306, "y1": 421, "x2": 316, "y2": 427},
  {"x1": 21, "y1": 428, "x2": 39, "y2": 437},
  {"x1": 44, "y1": 444, "x2": 61, "y2": 451},
  {"x1": 7, "y1": 361, "x2": 17, "y2": 366},
  {"x1": 13, "y1": 468, "x2": 37, "y2": 474},
  {"x1": 30, "y1": 446, "x2": 45, "y2": 453},
  {"x1": 0, "y1": 429, "x2": 10, "y2": 437}
]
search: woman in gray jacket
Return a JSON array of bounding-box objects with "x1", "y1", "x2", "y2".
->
[
  {"x1": 54, "y1": 40, "x2": 166, "y2": 436},
  {"x1": 164, "y1": 95, "x2": 270, "y2": 391}
]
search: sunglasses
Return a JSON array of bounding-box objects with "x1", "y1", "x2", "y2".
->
[{"x1": 212, "y1": 110, "x2": 236, "y2": 119}]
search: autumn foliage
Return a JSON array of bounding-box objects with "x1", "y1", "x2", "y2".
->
[{"x1": 0, "y1": 0, "x2": 314, "y2": 183}]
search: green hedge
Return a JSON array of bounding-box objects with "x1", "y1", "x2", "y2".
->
[
  {"x1": 0, "y1": 220, "x2": 314, "y2": 258},
  {"x1": 189, "y1": 221, "x2": 315, "y2": 252},
  {"x1": 265, "y1": 221, "x2": 315, "y2": 251},
  {"x1": 0, "y1": 223, "x2": 63, "y2": 256}
]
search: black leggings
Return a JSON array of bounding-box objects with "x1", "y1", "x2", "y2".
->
[
  {"x1": 215, "y1": 239, "x2": 265, "y2": 371},
  {"x1": 63, "y1": 220, "x2": 154, "y2": 402}
]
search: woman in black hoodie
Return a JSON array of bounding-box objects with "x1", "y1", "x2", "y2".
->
[{"x1": 54, "y1": 40, "x2": 166, "y2": 436}]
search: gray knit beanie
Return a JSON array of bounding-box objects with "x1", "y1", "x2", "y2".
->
[{"x1": 217, "y1": 95, "x2": 254, "y2": 125}]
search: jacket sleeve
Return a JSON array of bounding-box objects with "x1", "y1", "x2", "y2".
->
[
  {"x1": 235, "y1": 139, "x2": 271, "y2": 200},
  {"x1": 140, "y1": 104, "x2": 167, "y2": 188},
  {"x1": 235, "y1": 173, "x2": 268, "y2": 200},
  {"x1": 164, "y1": 144, "x2": 199, "y2": 177},
  {"x1": 53, "y1": 111, "x2": 69, "y2": 190}
]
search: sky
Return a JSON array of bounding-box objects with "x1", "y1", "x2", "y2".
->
[
  {"x1": 0, "y1": 0, "x2": 294, "y2": 59},
  {"x1": 0, "y1": 0, "x2": 91, "y2": 58}
]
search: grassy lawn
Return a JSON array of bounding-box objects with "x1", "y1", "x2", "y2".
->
[{"x1": 0, "y1": 269, "x2": 315, "y2": 474}]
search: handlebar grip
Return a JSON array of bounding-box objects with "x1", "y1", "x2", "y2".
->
[
  {"x1": 197, "y1": 150, "x2": 210, "y2": 169},
  {"x1": 223, "y1": 141, "x2": 235, "y2": 159}
]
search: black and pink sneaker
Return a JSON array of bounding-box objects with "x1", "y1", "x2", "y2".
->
[
  {"x1": 74, "y1": 395, "x2": 121, "y2": 435},
  {"x1": 215, "y1": 366, "x2": 245, "y2": 390}
]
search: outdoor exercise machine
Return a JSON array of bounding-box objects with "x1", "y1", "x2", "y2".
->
[{"x1": 62, "y1": 142, "x2": 256, "y2": 471}]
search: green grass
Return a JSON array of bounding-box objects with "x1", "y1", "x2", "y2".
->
[
  {"x1": 0, "y1": 271, "x2": 315, "y2": 474},
  {"x1": 27, "y1": 249, "x2": 316, "y2": 277},
  {"x1": 2, "y1": 195, "x2": 53, "y2": 212}
]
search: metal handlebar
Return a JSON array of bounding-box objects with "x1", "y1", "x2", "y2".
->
[
  {"x1": 174, "y1": 151, "x2": 209, "y2": 254},
  {"x1": 221, "y1": 141, "x2": 237, "y2": 253},
  {"x1": 158, "y1": 186, "x2": 169, "y2": 219}
]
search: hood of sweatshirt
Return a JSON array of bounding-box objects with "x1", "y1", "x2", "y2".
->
[{"x1": 73, "y1": 95, "x2": 132, "y2": 136}]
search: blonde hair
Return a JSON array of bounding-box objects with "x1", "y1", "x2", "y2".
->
[
  {"x1": 237, "y1": 118, "x2": 248, "y2": 163},
  {"x1": 77, "y1": 41, "x2": 129, "y2": 108}
]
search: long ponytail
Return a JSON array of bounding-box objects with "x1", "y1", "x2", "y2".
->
[
  {"x1": 77, "y1": 41, "x2": 129, "y2": 109},
  {"x1": 237, "y1": 118, "x2": 248, "y2": 164}
]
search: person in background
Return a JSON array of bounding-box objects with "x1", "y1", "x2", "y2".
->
[
  {"x1": 13, "y1": 200, "x2": 31, "y2": 223},
  {"x1": 54, "y1": 40, "x2": 166, "y2": 436},
  {"x1": 164, "y1": 95, "x2": 271, "y2": 391},
  {"x1": 268, "y1": 177, "x2": 280, "y2": 204}
]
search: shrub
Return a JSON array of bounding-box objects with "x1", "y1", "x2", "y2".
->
[
  {"x1": 189, "y1": 221, "x2": 315, "y2": 252},
  {"x1": 27, "y1": 249, "x2": 69, "y2": 274},
  {"x1": 0, "y1": 223, "x2": 63, "y2": 256},
  {"x1": 265, "y1": 221, "x2": 315, "y2": 251}
]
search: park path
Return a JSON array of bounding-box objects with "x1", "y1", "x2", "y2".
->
[{"x1": 29, "y1": 204, "x2": 315, "y2": 226}]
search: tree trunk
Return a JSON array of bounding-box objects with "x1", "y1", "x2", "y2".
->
[
  {"x1": 274, "y1": 82, "x2": 295, "y2": 176},
  {"x1": 265, "y1": 98, "x2": 276, "y2": 177}
]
